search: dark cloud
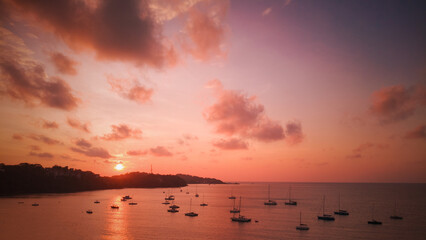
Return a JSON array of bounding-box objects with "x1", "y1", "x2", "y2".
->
[
  {"x1": 8, "y1": 0, "x2": 167, "y2": 66},
  {"x1": 101, "y1": 124, "x2": 142, "y2": 141},
  {"x1": 347, "y1": 142, "x2": 388, "y2": 159},
  {"x1": 29, "y1": 151, "x2": 53, "y2": 158},
  {"x1": 150, "y1": 146, "x2": 172, "y2": 157},
  {"x1": 67, "y1": 117, "x2": 90, "y2": 133},
  {"x1": 369, "y1": 84, "x2": 426, "y2": 124},
  {"x1": 30, "y1": 145, "x2": 41, "y2": 151},
  {"x1": 284, "y1": 121, "x2": 304, "y2": 145},
  {"x1": 404, "y1": 124, "x2": 426, "y2": 140},
  {"x1": 108, "y1": 77, "x2": 153, "y2": 104},
  {"x1": 50, "y1": 52, "x2": 78, "y2": 75},
  {"x1": 0, "y1": 60, "x2": 80, "y2": 110},
  {"x1": 71, "y1": 147, "x2": 111, "y2": 159},
  {"x1": 213, "y1": 138, "x2": 248, "y2": 150}
]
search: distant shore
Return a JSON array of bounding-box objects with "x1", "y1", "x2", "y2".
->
[{"x1": 0, "y1": 163, "x2": 224, "y2": 196}]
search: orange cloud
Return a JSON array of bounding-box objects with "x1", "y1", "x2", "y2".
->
[
  {"x1": 404, "y1": 124, "x2": 426, "y2": 140},
  {"x1": 12, "y1": 133, "x2": 23, "y2": 140},
  {"x1": 28, "y1": 134, "x2": 61, "y2": 145},
  {"x1": 213, "y1": 138, "x2": 248, "y2": 150},
  {"x1": 150, "y1": 146, "x2": 172, "y2": 156},
  {"x1": 50, "y1": 52, "x2": 78, "y2": 75},
  {"x1": 108, "y1": 77, "x2": 153, "y2": 104},
  {"x1": 67, "y1": 117, "x2": 90, "y2": 133},
  {"x1": 42, "y1": 119, "x2": 59, "y2": 129},
  {"x1": 127, "y1": 150, "x2": 148, "y2": 156},
  {"x1": 75, "y1": 138, "x2": 92, "y2": 148},
  {"x1": 101, "y1": 124, "x2": 142, "y2": 141},
  {"x1": 369, "y1": 84, "x2": 426, "y2": 123},
  {"x1": 29, "y1": 151, "x2": 54, "y2": 158},
  {"x1": 284, "y1": 121, "x2": 304, "y2": 145},
  {"x1": 7, "y1": 0, "x2": 166, "y2": 66}
]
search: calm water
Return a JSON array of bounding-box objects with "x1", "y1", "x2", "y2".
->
[{"x1": 0, "y1": 183, "x2": 425, "y2": 239}]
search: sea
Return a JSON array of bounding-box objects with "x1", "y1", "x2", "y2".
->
[{"x1": 0, "y1": 183, "x2": 425, "y2": 240}]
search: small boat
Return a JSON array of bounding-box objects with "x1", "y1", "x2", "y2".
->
[
  {"x1": 284, "y1": 185, "x2": 297, "y2": 205},
  {"x1": 264, "y1": 184, "x2": 277, "y2": 205},
  {"x1": 390, "y1": 201, "x2": 403, "y2": 220},
  {"x1": 86, "y1": 210, "x2": 93, "y2": 214},
  {"x1": 230, "y1": 198, "x2": 240, "y2": 213},
  {"x1": 162, "y1": 201, "x2": 170, "y2": 205},
  {"x1": 32, "y1": 203, "x2": 39, "y2": 206},
  {"x1": 318, "y1": 196, "x2": 335, "y2": 221},
  {"x1": 165, "y1": 196, "x2": 175, "y2": 201},
  {"x1": 200, "y1": 194, "x2": 208, "y2": 206},
  {"x1": 185, "y1": 198, "x2": 198, "y2": 217},
  {"x1": 168, "y1": 208, "x2": 179, "y2": 213},
  {"x1": 228, "y1": 188, "x2": 236, "y2": 199},
  {"x1": 121, "y1": 198, "x2": 127, "y2": 202},
  {"x1": 195, "y1": 185, "x2": 199, "y2": 197},
  {"x1": 231, "y1": 197, "x2": 251, "y2": 222},
  {"x1": 111, "y1": 205, "x2": 119, "y2": 209},
  {"x1": 94, "y1": 200, "x2": 100, "y2": 204},
  {"x1": 129, "y1": 202, "x2": 138, "y2": 205},
  {"x1": 334, "y1": 193, "x2": 349, "y2": 215},
  {"x1": 169, "y1": 202, "x2": 180, "y2": 209},
  {"x1": 368, "y1": 204, "x2": 382, "y2": 225},
  {"x1": 123, "y1": 195, "x2": 132, "y2": 200},
  {"x1": 296, "y1": 212, "x2": 309, "y2": 231}
]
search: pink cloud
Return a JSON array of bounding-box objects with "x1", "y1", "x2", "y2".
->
[
  {"x1": 204, "y1": 80, "x2": 303, "y2": 144},
  {"x1": 67, "y1": 117, "x2": 90, "y2": 133},
  {"x1": 71, "y1": 147, "x2": 111, "y2": 159},
  {"x1": 108, "y1": 77, "x2": 153, "y2": 104},
  {"x1": 182, "y1": 0, "x2": 228, "y2": 61},
  {"x1": 213, "y1": 138, "x2": 248, "y2": 150},
  {"x1": 50, "y1": 52, "x2": 78, "y2": 75},
  {"x1": 101, "y1": 124, "x2": 142, "y2": 141},
  {"x1": 150, "y1": 146, "x2": 172, "y2": 157}
]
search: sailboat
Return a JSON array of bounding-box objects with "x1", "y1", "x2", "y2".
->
[
  {"x1": 284, "y1": 185, "x2": 297, "y2": 205},
  {"x1": 296, "y1": 211, "x2": 309, "y2": 230},
  {"x1": 230, "y1": 197, "x2": 240, "y2": 213},
  {"x1": 264, "y1": 184, "x2": 277, "y2": 205},
  {"x1": 317, "y1": 196, "x2": 335, "y2": 221},
  {"x1": 195, "y1": 185, "x2": 199, "y2": 198},
  {"x1": 228, "y1": 187, "x2": 236, "y2": 199},
  {"x1": 231, "y1": 197, "x2": 251, "y2": 222},
  {"x1": 200, "y1": 194, "x2": 208, "y2": 206},
  {"x1": 185, "y1": 198, "x2": 198, "y2": 217},
  {"x1": 390, "y1": 201, "x2": 403, "y2": 220},
  {"x1": 368, "y1": 204, "x2": 382, "y2": 225},
  {"x1": 334, "y1": 193, "x2": 349, "y2": 215}
]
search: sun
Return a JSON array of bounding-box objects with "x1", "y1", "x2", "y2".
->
[{"x1": 114, "y1": 163, "x2": 124, "y2": 171}]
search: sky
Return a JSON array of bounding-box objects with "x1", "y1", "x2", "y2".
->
[{"x1": 0, "y1": 0, "x2": 425, "y2": 183}]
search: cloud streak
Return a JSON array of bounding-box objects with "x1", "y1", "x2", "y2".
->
[
  {"x1": 101, "y1": 124, "x2": 142, "y2": 141},
  {"x1": 108, "y1": 76, "x2": 153, "y2": 104},
  {"x1": 50, "y1": 52, "x2": 78, "y2": 75}
]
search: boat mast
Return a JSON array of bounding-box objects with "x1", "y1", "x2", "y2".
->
[
  {"x1": 299, "y1": 211, "x2": 302, "y2": 225},
  {"x1": 268, "y1": 184, "x2": 271, "y2": 201},
  {"x1": 322, "y1": 195, "x2": 325, "y2": 215},
  {"x1": 239, "y1": 197, "x2": 242, "y2": 217},
  {"x1": 338, "y1": 192, "x2": 341, "y2": 210},
  {"x1": 190, "y1": 198, "x2": 192, "y2": 212},
  {"x1": 289, "y1": 185, "x2": 292, "y2": 201}
]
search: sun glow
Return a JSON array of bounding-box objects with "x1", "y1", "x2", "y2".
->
[{"x1": 114, "y1": 164, "x2": 124, "y2": 171}]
